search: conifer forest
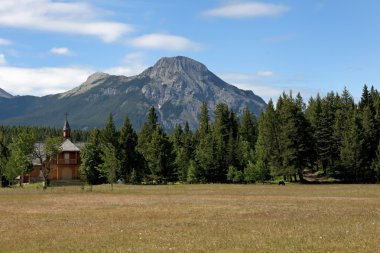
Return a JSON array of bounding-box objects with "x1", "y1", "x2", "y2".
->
[{"x1": 1, "y1": 85, "x2": 380, "y2": 185}]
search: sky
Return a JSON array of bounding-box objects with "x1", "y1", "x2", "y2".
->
[{"x1": 0, "y1": 0, "x2": 379, "y2": 102}]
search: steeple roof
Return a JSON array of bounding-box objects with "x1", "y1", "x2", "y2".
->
[{"x1": 63, "y1": 119, "x2": 71, "y2": 130}]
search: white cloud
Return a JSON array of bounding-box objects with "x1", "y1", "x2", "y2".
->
[
  {"x1": 256, "y1": 71, "x2": 274, "y2": 77},
  {"x1": 219, "y1": 72, "x2": 315, "y2": 102},
  {"x1": 204, "y1": 2, "x2": 290, "y2": 19},
  {"x1": 130, "y1": 34, "x2": 201, "y2": 51},
  {"x1": 104, "y1": 52, "x2": 147, "y2": 76},
  {"x1": 0, "y1": 54, "x2": 7, "y2": 65},
  {"x1": 0, "y1": 52, "x2": 149, "y2": 96},
  {"x1": 0, "y1": 38, "x2": 12, "y2": 45},
  {"x1": 50, "y1": 47, "x2": 72, "y2": 56},
  {"x1": 0, "y1": 66, "x2": 93, "y2": 96},
  {"x1": 0, "y1": 0, "x2": 133, "y2": 42}
]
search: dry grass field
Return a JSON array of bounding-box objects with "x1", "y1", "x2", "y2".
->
[{"x1": 0, "y1": 184, "x2": 379, "y2": 253}]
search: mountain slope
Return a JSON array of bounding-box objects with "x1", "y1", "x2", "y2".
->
[
  {"x1": 0, "y1": 88, "x2": 13, "y2": 99},
  {"x1": 0, "y1": 56, "x2": 266, "y2": 130}
]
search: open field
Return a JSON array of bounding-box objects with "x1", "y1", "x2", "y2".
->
[{"x1": 0, "y1": 184, "x2": 379, "y2": 253}]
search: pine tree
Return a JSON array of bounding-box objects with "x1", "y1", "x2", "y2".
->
[
  {"x1": 119, "y1": 114, "x2": 139, "y2": 183},
  {"x1": 137, "y1": 106, "x2": 158, "y2": 160},
  {"x1": 213, "y1": 103, "x2": 231, "y2": 182},
  {"x1": 195, "y1": 103, "x2": 216, "y2": 182},
  {"x1": 145, "y1": 126, "x2": 174, "y2": 182},
  {"x1": 259, "y1": 100, "x2": 283, "y2": 179},
  {"x1": 100, "y1": 144, "x2": 121, "y2": 191},
  {"x1": 371, "y1": 141, "x2": 380, "y2": 183},
  {"x1": 102, "y1": 113, "x2": 118, "y2": 148},
  {"x1": 276, "y1": 93, "x2": 314, "y2": 181},
  {"x1": 339, "y1": 111, "x2": 363, "y2": 182},
  {"x1": 239, "y1": 107, "x2": 257, "y2": 150},
  {"x1": 171, "y1": 124, "x2": 195, "y2": 182},
  {"x1": 360, "y1": 106, "x2": 377, "y2": 180},
  {"x1": 0, "y1": 132, "x2": 9, "y2": 187}
]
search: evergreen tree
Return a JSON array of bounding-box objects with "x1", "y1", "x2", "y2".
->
[
  {"x1": 213, "y1": 103, "x2": 231, "y2": 182},
  {"x1": 259, "y1": 100, "x2": 283, "y2": 179},
  {"x1": 100, "y1": 144, "x2": 121, "y2": 191},
  {"x1": 195, "y1": 102, "x2": 216, "y2": 182},
  {"x1": 119, "y1": 114, "x2": 139, "y2": 183},
  {"x1": 358, "y1": 84, "x2": 371, "y2": 111},
  {"x1": 277, "y1": 93, "x2": 314, "y2": 181},
  {"x1": 187, "y1": 160, "x2": 203, "y2": 183},
  {"x1": 371, "y1": 141, "x2": 380, "y2": 183},
  {"x1": 80, "y1": 129, "x2": 104, "y2": 186},
  {"x1": 137, "y1": 106, "x2": 158, "y2": 160},
  {"x1": 145, "y1": 126, "x2": 174, "y2": 182},
  {"x1": 170, "y1": 124, "x2": 184, "y2": 180},
  {"x1": 360, "y1": 106, "x2": 377, "y2": 180},
  {"x1": 240, "y1": 107, "x2": 257, "y2": 151},
  {"x1": 339, "y1": 111, "x2": 364, "y2": 182},
  {"x1": 102, "y1": 113, "x2": 118, "y2": 148},
  {"x1": 171, "y1": 123, "x2": 194, "y2": 182},
  {"x1": 315, "y1": 93, "x2": 340, "y2": 174},
  {"x1": 0, "y1": 132, "x2": 9, "y2": 187}
]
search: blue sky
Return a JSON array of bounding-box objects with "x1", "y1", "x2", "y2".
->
[{"x1": 0, "y1": 0, "x2": 379, "y2": 102}]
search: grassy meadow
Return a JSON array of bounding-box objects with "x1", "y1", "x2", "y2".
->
[{"x1": 0, "y1": 184, "x2": 379, "y2": 253}]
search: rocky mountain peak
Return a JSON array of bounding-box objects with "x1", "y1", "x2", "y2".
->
[
  {"x1": 85, "y1": 72, "x2": 110, "y2": 83},
  {"x1": 142, "y1": 56, "x2": 209, "y2": 81},
  {"x1": 0, "y1": 56, "x2": 267, "y2": 131},
  {"x1": 59, "y1": 72, "x2": 109, "y2": 98}
]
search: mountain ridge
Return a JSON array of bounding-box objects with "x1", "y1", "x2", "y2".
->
[
  {"x1": 0, "y1": 88, "x2": 13, "y2": 99},
  {"x1": 0, "y1": 56, "x2": 266, "y2": 131}
]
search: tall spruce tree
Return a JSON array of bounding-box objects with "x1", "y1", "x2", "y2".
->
[
  {"x1": 339, "y1": 111, "x2": 364, "y2": 182},
  {"x1": 213, "y1": 103, "x2": 231, "y2": 182},
  {"x1": 371, "y1": 141, "x2": 380, "y2": 183},
  {"x1": 145, "y1": 126, "x2": 174, "y2": 182},
  {"x1": 137, "y1": 106, "x2": 158, "y2": 157},
  {"x1": 119, "y1": 114, "x2": 139, "y2": 183},
  {"x1": 239, "y1": 107, "x2": 257, "y2": 150},
  {"x1": 102, "y1": 113, "x2": 118, "y2": 148},
  {"x1": 0, "y1": 132, "x2": 9, "y2": 187},
  {"x1": 100, "y1": 144, "x2": 121, "y2": 191},
  {"x1": 195, "y1": 102, "x2": 215, "y2": 182}
]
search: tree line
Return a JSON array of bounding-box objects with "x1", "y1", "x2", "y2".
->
[
  {"x1": 1, "y1": 84, "x2": 380, "y2": 186},
  {"x1": 80, "y1": 84, "x2": 380, "y2": 185}
]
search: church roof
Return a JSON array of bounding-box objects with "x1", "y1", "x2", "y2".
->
[
  {"x1": 63, "y1": 119, "x2": 71, "y2": 131},
  {"x1": 61, "y1": 139, "x2": 80, "y2": 152},
  {"x1": 31, "y1": 140, "x2": 83, "y2": 165}
]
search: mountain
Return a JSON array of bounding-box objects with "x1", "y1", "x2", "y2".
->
[
  {"x1": 0, "y1": 56, "x2": 266, "y2": 131},
  {"x1": 0, "y1": 88, "x2": 13, "y2": 99}
]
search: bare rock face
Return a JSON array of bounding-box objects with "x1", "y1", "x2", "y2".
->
[
  {"x1": 0, "y1": 56, "x2": 266, "y2": 131},
  {"x1": 134, "y1": 56, "x2": 266, "y2": 129}
]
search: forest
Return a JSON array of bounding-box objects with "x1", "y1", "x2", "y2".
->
[{"x1": 1, "y1": 84, "x2": 380, "y2": 186}]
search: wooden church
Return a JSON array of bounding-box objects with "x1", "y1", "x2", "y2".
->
[{"x1": 25, "y1": 117, "x2": 84, "y2": 183}]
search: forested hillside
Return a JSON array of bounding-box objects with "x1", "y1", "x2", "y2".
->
[
  {"x1": 1, "y1": 85, "x2": 380, "y2": 185},
  {"x1": 78, "y1": 84, "x2": 380, "y2": 184}
]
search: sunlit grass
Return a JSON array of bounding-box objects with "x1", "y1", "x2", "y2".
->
[{"x1": 0, "y1": 184, "x2": 379, "y2": 252}]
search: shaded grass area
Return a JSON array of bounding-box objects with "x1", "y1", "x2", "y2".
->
[{"x1": 0, "y1": 184, "x2": 379, "y2": 252}]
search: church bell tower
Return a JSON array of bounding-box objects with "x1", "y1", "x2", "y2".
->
[{"x1": 63, "y1": 113, "x2": 71, "y2": 139}]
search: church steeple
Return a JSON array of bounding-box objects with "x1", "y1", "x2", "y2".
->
[{"x1": 63, "y1": 113, "x2": 71, "y2": 139}]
